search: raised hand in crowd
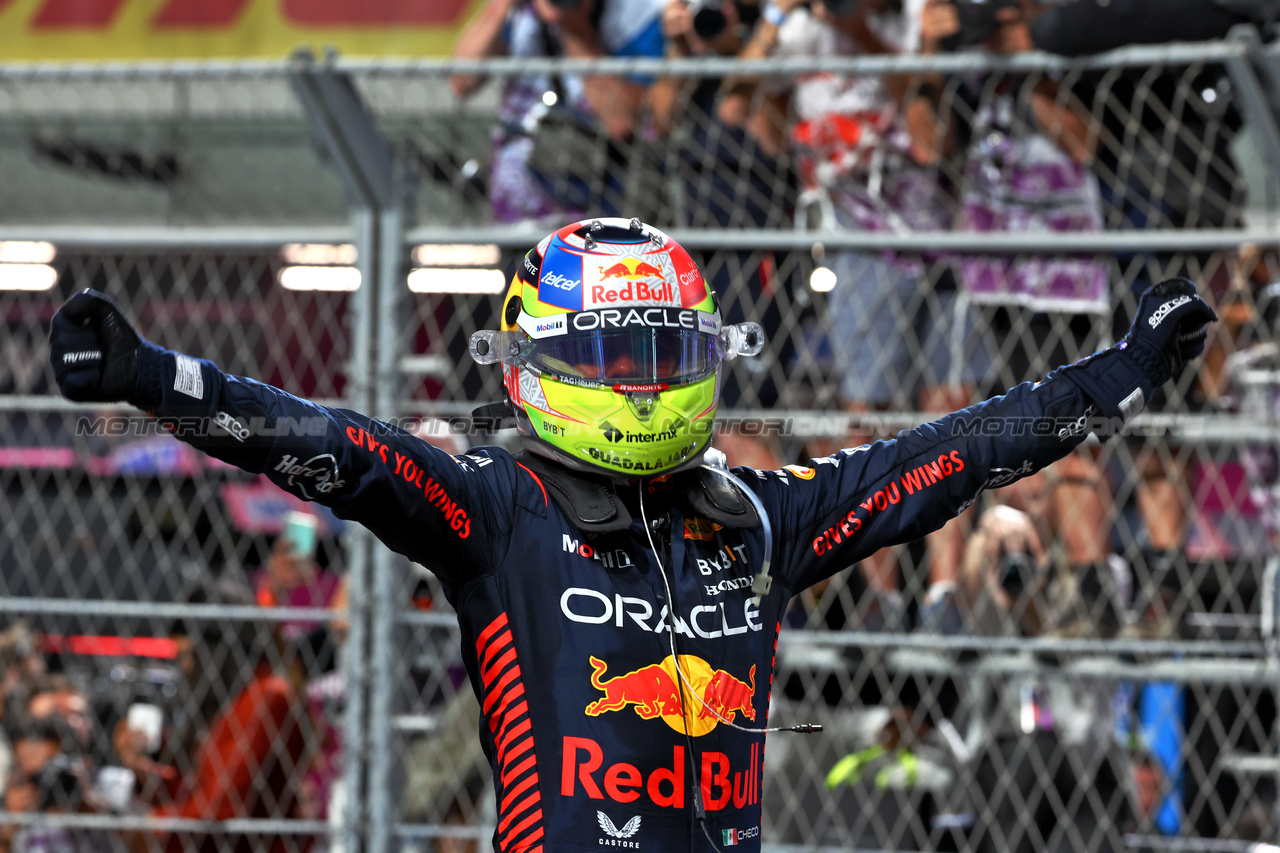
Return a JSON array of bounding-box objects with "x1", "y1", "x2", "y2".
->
[
  {"x1": 531, "y1": 0, "x2": 652, "y2": 140},
  {"x1": 449, "y1": 0, "x2": 523, "y2": 98},
  {"x1": 986, "y1": 3, "x2": 1034, "y2": 55},
  {"x1": 111, "y1": 719, "x2": 176, "y2": 787},
  {"x1": 531, "y1": 0, "x2": 599, "y2": 41},
  {"x1": 917, "y1": 0, "x2": 959, "y2": 54}
]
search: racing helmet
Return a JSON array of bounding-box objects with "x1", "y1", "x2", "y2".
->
[{"x1": 469, "y1": 218, "x2": 764, "y2": 478}]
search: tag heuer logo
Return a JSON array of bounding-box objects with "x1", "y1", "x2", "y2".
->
[{"x1": 598, "y1": 810, "x2": 641, "y2": 839}]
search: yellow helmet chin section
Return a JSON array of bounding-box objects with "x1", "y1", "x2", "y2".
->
[{"x1": 517, "y1": 368, "x2": 718, "y2": 475}]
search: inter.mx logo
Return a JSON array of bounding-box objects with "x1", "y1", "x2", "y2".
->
[{"x1": 274, "y1": 453, "x2": 345, "y2": 499}]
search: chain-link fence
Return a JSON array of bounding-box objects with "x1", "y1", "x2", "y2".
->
[{"x1": 1, "y1": 37, "x2": 1279, "y2": 853}]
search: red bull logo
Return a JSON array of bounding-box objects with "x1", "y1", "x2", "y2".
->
[
  {"x1": 591, "y1": 257, "x2": 676, "y2": 306},
  {"x1": 561, "y1": 737, "x2": 762, "y2": 811},
  {"x1": 598, "y1": 258, "x2": 668, "y2": 282},
  {"x1": 585, "y1": 654, "x2": 755, "y2": 736}
]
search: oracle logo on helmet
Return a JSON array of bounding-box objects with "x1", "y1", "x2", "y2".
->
[{"x1": 571, "y1": 308, "x2": 696, "y2": 331}]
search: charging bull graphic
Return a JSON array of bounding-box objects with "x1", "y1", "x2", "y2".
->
[
  {"x1": 585, "y1": 654, "x2": 755, "y2": 736},
  {"x1": 599, "y1": 260, "x2": 666, "y2": 281}
]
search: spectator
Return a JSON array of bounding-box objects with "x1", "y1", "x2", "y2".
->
[
  {"x1": 0, "y1": 623, "x2": 49, "y2": 801},
  {"x1": 654, "y1": 0, "x2": 794, "y2": 228},
  {"x1": 651, "y1": 0, "x2": 792, "y2": 468},
  {"x1": 906, "y1": 0, "x2": 1126, "y2": 632},
  {"x1": 113, "y1": 577, "x2": 310, "y2": 853},
  {"x1": 649, "y1": 0, "x2": 747, "y2": 137},
  {"x1": 757, "y1": 0, "x2": 987, "y2": 629},
  {"x1": 450, "y1": 0, "x2": 666, "y2": 223},
  {"x1": 1025, "y1": 0, "x2": 1261, "y2": 642},
  {"x1": 1027, "y1": 0, "x2": 1257, "y2": 230},
  {"x1": 3, "y1": 752, "x2": 102, "y2": 853},
  {"x1": 253, "y1": 515, "x2": 343, "y2": 649},
  {"x1": 917, "y1": 0, "x2": 1108, "y2": 317},
  {"x1": 24, "y1": 676, "x2": 101, "y2": 767},
  {"x1": 1, "y1": 714, "x2": 89, "y2": 853},
  {"x1": 956, "y1": 457, "x2": 1124, "y2": 637},
  {"x1": 946, "y1": 501, "x2": 1135, "y2": 853},
  {"x1": 298, "y1": 573, "x2": 346, "y2": 834}
]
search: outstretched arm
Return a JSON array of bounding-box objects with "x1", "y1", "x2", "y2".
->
[
  {"x1": 752, "y1": 280, "x2": 1217, "y2": 593},
  {"x1": 49, "y1": 290, "x2": 519, "y2": 585}
]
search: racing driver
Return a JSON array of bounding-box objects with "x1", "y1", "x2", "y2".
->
[{"x1": 49, "y1": 217, "x2": 1216, "y2": 852}]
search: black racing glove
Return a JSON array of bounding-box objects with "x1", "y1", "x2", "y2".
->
[
  {"x1": 1121, "y1": 277, "x2": 1218, "y2": 386},
  {"x1": 1060, "y1": 278, "x2": 1217, "y2": 427},
  {"x1": 49, "y1": 289, "x2": 150, "y2": 403}
]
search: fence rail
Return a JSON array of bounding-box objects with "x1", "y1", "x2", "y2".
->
[{"x1": 0, "y1": 36, "x2": 1277, "y2": 853}]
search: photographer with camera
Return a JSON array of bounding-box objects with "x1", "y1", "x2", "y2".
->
[
  {"x1": 1, "y1": 713, "x2": 104, "y2": 853},
  {"x1": 451, "y1": 0, "x2": 665, "y2": 223},
  {"x1": 111, "y1": 577, "x2": 310, "y2": 853},
  {"x1": 650, "y1": 0, "x2": 752, "y2": 138},
  {"x1": 745, "y1": 0, "x2": 990, "y2": 631},
  {"x1": 946, "y1": 492, "x2": 1135, "y2": 853}
]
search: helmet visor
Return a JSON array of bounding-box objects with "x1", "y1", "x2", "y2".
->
[{"x1": 525, "y1": 328, "x2": 721, "y2": 385}]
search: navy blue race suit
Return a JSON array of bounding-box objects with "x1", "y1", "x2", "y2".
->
[{"x1": 131, "y1": 348, "x2": 1115, "y2": 853}]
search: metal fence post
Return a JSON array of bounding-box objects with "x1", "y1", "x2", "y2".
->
[
  {"x1": 289, "y1": 50, "x2": 400, "y2": 853},
  {"x1": 1226, "y1": 26, "x2": 1280, "y2": 224},
  {"x1": 369, "y1": 155, "x2": 411, "y2": 853}
]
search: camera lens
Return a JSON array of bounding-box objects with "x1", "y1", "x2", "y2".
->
[
  {"x1": 692, "y1": 3, "x2": 728, "y2": 40},
  {"x1": 997, "y1": 551, "x2": 1036, "y2": 598},
  {"x1": 823, "y1": 0, "x2": 862, "y2": 16}
]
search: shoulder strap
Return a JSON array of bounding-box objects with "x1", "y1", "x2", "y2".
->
[
  {"x1": 514, "y1": 452, "x2": 633, "y2": 533},
  {"x1": 682, "y1": 462, "x2": 760, "y2": 530}
]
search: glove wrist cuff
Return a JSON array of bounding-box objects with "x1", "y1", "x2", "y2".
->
[
  {"x1": 1123, "y1": 336, "x2": 1172, "y2": 388},
  {"x1": 129, "y1": 342, "x2": 169, "y2": 410},
  {"x1": 1057, "y1": 345, "x2": 1154, "y2": 429}
]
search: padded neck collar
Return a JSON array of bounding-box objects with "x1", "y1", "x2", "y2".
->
[{"x1": 515, "y1": 452, "x2": 759, "y2": 534}]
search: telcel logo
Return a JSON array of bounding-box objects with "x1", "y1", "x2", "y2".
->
[{"x1": 541, "y1": 271, "x2": 578, "y2": 291}]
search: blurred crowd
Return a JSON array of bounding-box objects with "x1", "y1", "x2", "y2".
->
[
  {"x1": 447, "y1": 0, "x2": 1280, "y2": 848},
  {"x1": 3, "y1": 1, "x2": 1280, "y2": 851},
  {"x1": 449, "y1": 0, "x2": 1280, "y2": 641},
  {"x1": 0, "y1": 569, "x2": 319, "y2": 853},
  {"x1": 0, "y1": 530, "x2": 467, "y2": 853}
]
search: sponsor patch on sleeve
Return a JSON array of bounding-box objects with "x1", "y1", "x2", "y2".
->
[
  {"x1": 1118, "y1": 388, "x2": 1145, "y2": 424},
  {"x1": 173, "y1": 354, "x2": 204, "y2": 400}
]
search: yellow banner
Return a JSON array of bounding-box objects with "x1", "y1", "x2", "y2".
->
[{"x1": 0, "y1": 0, "x2": 483, "y2": 61}]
